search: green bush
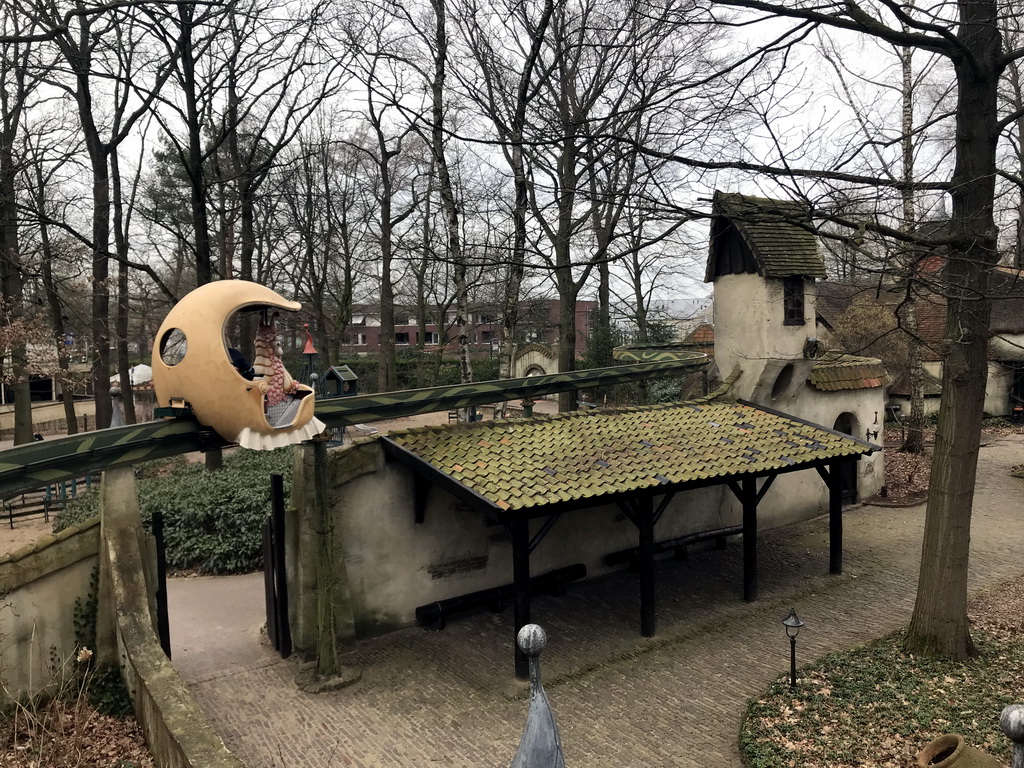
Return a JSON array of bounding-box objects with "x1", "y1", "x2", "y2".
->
[
  {"x1": 54, "y1": 448, "x2": 293, "y2": 574},
  {"x1": 88, "y1": 666, "x2": 133, "y2": 718}
]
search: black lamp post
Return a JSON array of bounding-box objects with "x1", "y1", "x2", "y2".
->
[{"x1": 782, "y1": 608, "x2": 804, "y2": 689}]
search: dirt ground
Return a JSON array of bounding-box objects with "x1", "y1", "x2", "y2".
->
[{"x1": 0, "y1": 515, "x2": 54, "y2": 557}]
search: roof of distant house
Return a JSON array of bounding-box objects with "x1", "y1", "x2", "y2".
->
[
  {"x1": 706, "y1": 191, "x2": 826, "y2": 281},
  {"x1": 888, "y1": 369, "x2": 943, "y2": 397},
  {"x1": 808, "y1": 351, "x2": 888, "y2": 391},
  {"x1": 684, "y1": 322, "x2": 715, "y2": 346}
]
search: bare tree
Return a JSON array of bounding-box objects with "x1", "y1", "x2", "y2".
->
[
  {"x1": 36, "y1": 0, "x2": 176, "y2": 429},
  {"x1": 686, "y1": 0, "x2": 1024, "y2": 658}
]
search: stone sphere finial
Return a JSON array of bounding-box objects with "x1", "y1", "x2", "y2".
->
[
  {"x1": 1001, "y1": 705, "x2": 1024, "y2": 743},
  {"x1": 517, "y1": 624, "x2": 547, "y2": 657},
  {"x1": 110, "y1": 385, "x2": 121, "y2": 397}
]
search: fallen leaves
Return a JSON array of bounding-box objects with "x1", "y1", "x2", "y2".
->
[
  {"x1": 740, "y1": 577, "x2": 1024, "y2": 768},
  {"x1": 0, "y1": 699, "x2": 153, "y2": 767}
]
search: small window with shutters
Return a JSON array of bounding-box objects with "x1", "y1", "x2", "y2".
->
[{"x1": 783, "y1": 277, "x2": 805, "y2": 326}]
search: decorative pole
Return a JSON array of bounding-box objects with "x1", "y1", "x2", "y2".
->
[
  {"x1": 302, "y1": 324, "x2": 323, "y2": 397},
  {"x1": 1001, "y1": 705, "x2": 1024, "y2": 768},
  {"x1": 511, "y1": 625, "x2": 565, "y2": 768}
]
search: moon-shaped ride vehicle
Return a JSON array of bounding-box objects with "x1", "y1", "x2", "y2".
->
[{"x1": 152, "y1": 280, "x2": 326, "y2": 450}]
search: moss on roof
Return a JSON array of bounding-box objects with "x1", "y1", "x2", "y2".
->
[
  {"x1": 712, "y1": 192, "x2": 826, "y2": 279},
  {"x1": 809, "y1": 351, "x2": 889, "y2": 391},
  {"x1": 386, "y1": 400, "x2": 873, "y2": 513}
]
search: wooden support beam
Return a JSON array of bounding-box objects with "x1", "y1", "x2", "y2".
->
[
  {"x1": 637, "y1": 495, "x2": 656, "y2": 637},
  {"x1": 815, "y1": 465, "x2": 831, "y2": 485},
  {"x1": 742, "y1": 476, "x2": 757, "y2": 602},
  {"x1": 413, "y1": 474, "x2": 430, "y2": 525},
  {"x1": 652, "y1": 492, "x2": 676, "y2": 527},
  {"x1": 828, "y1": 461, "x2": 843, "y2": 574},
  {"x1": 616, "y1": 499, "x2": 638, "y2": 527},
  {"x1": 755, "y1": 474, "x2": 777, "y2": 505},
  {"x1": 529, "y1": 513, "x2": 561, "y2": 555},
  {"x1": 511, "y1": 519, "x2": 531, "y2": 679},
  {"x1": 726, "y1": 480, "x2": 743, "y2": 502}
]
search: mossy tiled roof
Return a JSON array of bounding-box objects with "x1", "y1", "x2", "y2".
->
[
  {"x1": 809, "y1": 351, "x2": 888, "y2": 391},
  {"x1": 713, "y1": 192, "x2": 826, "y2": 279},
  {"x1": 385, "y1": 401, "x2": 874, "y2": 513}
]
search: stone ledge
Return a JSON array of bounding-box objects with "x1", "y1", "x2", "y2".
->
[{"x1": 0, "y1": 518, "x2": 100, "y2": 593}]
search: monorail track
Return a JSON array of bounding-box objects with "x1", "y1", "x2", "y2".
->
[{"x1": 0, "y1": 356, "x2": 708, "y2": 499}]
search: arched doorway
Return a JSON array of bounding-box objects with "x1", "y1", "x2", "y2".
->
[{"x1": 833, "y1": 412, "x2": 859, "y2": 504}]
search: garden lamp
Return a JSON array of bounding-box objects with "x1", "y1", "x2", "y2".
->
[{"x1": 783, "y1": 608, "x2": 804, "y2": 689}]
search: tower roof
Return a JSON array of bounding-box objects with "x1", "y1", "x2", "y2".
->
[{"x1": 706, "y1": 191, "x2": 825, "y2": 281}]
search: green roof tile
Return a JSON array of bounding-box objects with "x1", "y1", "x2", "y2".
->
[
  {"x1": 809, "y1": 351, "x2": 889, "y2": 391},
  {"x1": 386, "y1": 401, "x2": 875, "y2": 513}
]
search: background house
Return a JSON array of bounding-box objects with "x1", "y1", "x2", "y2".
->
[{"x1": 340, "y1": 299, "x2": 597, "y2": 363}]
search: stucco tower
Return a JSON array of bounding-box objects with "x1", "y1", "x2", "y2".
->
[{"x1": 706, "y1": 191, "x2": 826, "y2": 402}]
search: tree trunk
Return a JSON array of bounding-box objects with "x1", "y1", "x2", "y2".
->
[
  {"x1": 556, "y1": 291, "x2": 578, "y2": 411},
  {"x1": 179, "y1": 2, "x2": 213, "y2": 286},
  {"x1": 87, "y1": 145, "x2": 113, "y2": 430},
  {"x1": 39, "y1": 211, "x2": 78, "y2": 435},
  {"x1": 898, "y1": 38, "x2": 923, "y2": 454},
  {"x1": 111, "y1": 151, "x2": 137, "y2": 424},
  {"x1": 0, "y1": 159, "x2": 32, "y2": 444},
  {"x1": 900, "y1": 297, "x2": 926, "y2": 453},
  {"x1": 429, "y1": 0, "x2": 472, "y2": 387},
  {"x1": 905, "y1": 12, "x2": 1001, "y2": 657}
]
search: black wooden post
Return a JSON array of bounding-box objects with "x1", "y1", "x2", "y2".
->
[
  {"x1": 637, "y1": 495, "x2": 656, "y2": 637},
  {"x1": 271, "y1": 474, "x2": 292, "y2": 657},
  {"x1": 262, "y1": 518, "x2": 278, "y2": 650},
  {"x1": 742, "y1": 476, "x2": 757, "y2": 602},
  {"x1": 828, "y1": 462, "x2": 843, "y2": 574},
  {"x1": 153, "y1": 509, "x2": 171, "y2": 659},
  {"x1": 511, "y1": 518, "x2": 531, "y2": 679}
]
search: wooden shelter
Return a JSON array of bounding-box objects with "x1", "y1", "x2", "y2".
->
[{"x1": 382, "y1": 399, "x2": 878, "y2": 677}]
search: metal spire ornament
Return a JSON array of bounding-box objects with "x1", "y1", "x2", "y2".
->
[{"x1": 510, "y1": 624, "x2": 566, "y2": 768}]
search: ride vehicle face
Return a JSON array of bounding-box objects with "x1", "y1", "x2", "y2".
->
[{"x1": 151, "y1": 280, "x2": 326, "y2": 450}]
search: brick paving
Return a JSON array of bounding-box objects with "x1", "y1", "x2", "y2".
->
[{"x1": 167, "y1": 434, "x2": 1024, "y2": 768}]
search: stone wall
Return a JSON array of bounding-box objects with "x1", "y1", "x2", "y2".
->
[
  {"x1": 100, "y1": 468, "x2": 245, "y2": 768},
  {"x1": 0, "y1": 519, "x2": 100, "y2": 703}
]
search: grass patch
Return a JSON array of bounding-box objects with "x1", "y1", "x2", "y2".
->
[{"x1": 740, "y1": 629, "x2": 1022, "y2": 768}]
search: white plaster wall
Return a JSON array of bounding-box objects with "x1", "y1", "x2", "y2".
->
[
  {"x1": 990, "y1": 334, "x2": 1024, "y2": 362},
  {"x1": 512, "y1": 346, "x2": 558, "y2": 379},
  {"x1": 713, "y1": 274, "x2": 818, "y2": 399},
  {"x1": 744, "y1": 367, "x2": 886, "y2": 502},
  {"x1": 915, "y1": 360, "x2": 1013, "y2": 416},
  {"x1": 985, "y1": 362, "x2": 1013, "y2": 416},
  {"x1": 0, "y1": 557, "x2": 98, "y2": 701}
]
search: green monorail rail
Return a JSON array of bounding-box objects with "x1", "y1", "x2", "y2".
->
[{"x1": 0, "y1": 356, "x2": 707, "y2": 500}]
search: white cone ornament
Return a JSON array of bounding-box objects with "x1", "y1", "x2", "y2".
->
[{"x1": 152, "y1": 280, "x2": 326, "y2": 450}]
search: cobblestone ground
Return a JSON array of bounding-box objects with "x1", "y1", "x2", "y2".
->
[{"x1": 167, "y1": 435, "x2": 1024, "y2": 768}]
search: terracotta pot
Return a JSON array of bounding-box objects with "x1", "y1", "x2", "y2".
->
[{"x1": 917, "y1": 734, "x2": 1004, "y2": 768}]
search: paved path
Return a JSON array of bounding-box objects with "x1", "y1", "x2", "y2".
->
[{"x1": 167, "y1": 435, "x2": 1024, "y2": 768}]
